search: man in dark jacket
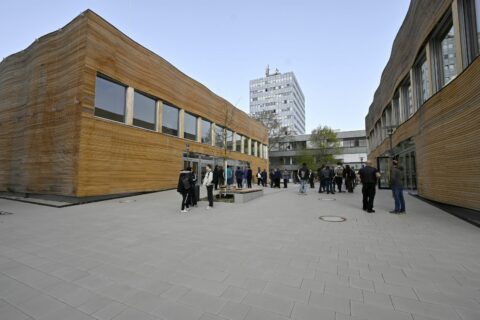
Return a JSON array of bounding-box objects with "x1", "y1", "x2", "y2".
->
[
  {"x1": 177, "y1": 167, "x2": 193, "y2": 213},
  {"x1": 235, "y1": 167, "x2": 244, "y2": 188},
  {"x1": 389, "y1": 160, "x2": 406, "y2": 214},
  {"x1": 213, "y1": 165, "x2": 219, "y2": 190},
  {"x1": 246, "y1": 166, "x2": 253, "y2": 188},
  {"x1": 358, "y1": 160, "x2": 380, "y2": 213},
  {"x1": 261, "y1": 169, "x2": 267, "y2": 187},
  {"x1": 274, "y1": 168, "x2": 281, "y2": 188}
]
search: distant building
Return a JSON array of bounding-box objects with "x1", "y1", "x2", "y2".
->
[
  {"x1": 249, "y1": 68, "x2": 305, "y2": 135},
  {"x1": 269, "y1": 130, "x2": 367, "y2": 178}
]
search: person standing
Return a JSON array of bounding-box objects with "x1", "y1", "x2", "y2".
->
[
  {"x1": 269, "y1": 170, "x2": 274, "y2": 188},
  {"x1": 246, "y1": 166, "x2": 253, "y2": 188},
  {"x1": 274, "y1": 168, "x2": 281, "y2": 188},
  {"x1": 389, "y1": 160, "x2": 406, "y2": 214},
  {"x1": 283, "y1": 169, "x2": 289, "y2": 188},
  {"x1": 318, "y1": 165, "x2": 325, "y2": 193},
  {"x1": 213, "y1": 165, "x2": 219, "y2": 190},
  {"x1": 298, "y1": 163, "x2": 309, "y2": 194},
  {"x1": 177, "y1": 167, "x2": 193, "y2": 213},
  {"x1": 334, "y1": 162, "x2": 344, "y2": 193},
  {"x1": 321, "y1": 166, "x2": 333, "y2": 194},
  {"x1": 235, "y1": 167, "x2": 244, "y2": 188},
  {"x1": 261, "y1": 169, "x2": 267, "y2": 187},
  {"x1": 242, "y1": 167, "x2": 248, "y2": 188},
  {"x1": 203, "y1": 164, "x2": 214, "y2": 210},
  {"x1": 309, "y1": 169, "x2": 315, "y2": 188},
  {"x1": 344, "y1": 165, "x2": 355, "y2": 193},
  {"x1": 188, "y1": 167, "x2": 198, "y2": 207},
  {"x1": 358, "y1": 160, "x2": 381, "y2": 213},
  {"x1": 218, "y1": 166, "x2": 225, "y2": 186},
  {"x1": 257, "y1": 169, "x2": 263, "y2": 186}
]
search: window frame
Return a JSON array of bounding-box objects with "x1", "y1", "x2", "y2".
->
[
  {"x1": 94, "y1": 74, "x2": 127, "y2": 123},
  {"x1": 132, "y1": 90, "x2": 157, "y2": 131},
  {"x1": 162, "y1": 102, "x2": 180, "y2": 137}
]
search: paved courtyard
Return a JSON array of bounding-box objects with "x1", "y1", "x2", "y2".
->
[{"x1": 0, "y1": 185, "x2": 479, "y2": 320}]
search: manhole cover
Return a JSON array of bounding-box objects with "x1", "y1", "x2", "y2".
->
[
  {"x1": 319, "y1": 198, "x2": 336, "y2": 201},
  {"x1": 319, "y1": 216, "x2": 346, "y2": 222},
  {"x1": 119, "y1": 199, "x2": 136, "y2": 203},
  {"x1": 0, "y1": 210, "x2": 14, "y2": 215}
]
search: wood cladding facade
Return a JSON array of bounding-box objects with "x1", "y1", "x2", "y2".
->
[
  {"x1": 0, "y1": 10, "x2": 268, "y2": 198},
  {"x1": 366, "y1": 0, "x2": 480, "y2": 210}
]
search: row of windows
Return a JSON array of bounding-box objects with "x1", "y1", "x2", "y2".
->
[
  {"x1": 94, "y1": 74, "x2": 267, "y2": 159},
  {"x1": 369, "y1": 0, "x2": 480, "y2": 150}
]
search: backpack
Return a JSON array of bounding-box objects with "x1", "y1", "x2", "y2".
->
[
  {"x1": 181, "y1": 175, "x2": 191, "y2": 190},
  {"x1": 335, "y1": 166, "x2": 343, "y2": 176}
]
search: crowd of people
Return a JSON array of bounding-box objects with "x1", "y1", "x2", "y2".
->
[{"x1": 177, "y1": 159, "x2": 406, "y2": 215}]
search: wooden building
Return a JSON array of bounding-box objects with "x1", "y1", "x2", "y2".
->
[
  {"x1": 366, "y1": 0, "x2": 480, "y2": 210},
  {"x1": 0, "y1": 10, "x2": 269, "y2": 200}
]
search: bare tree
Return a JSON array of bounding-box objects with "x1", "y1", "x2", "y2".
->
[
  {"x1": 251, "y1": 110, "x2": 291, "y2": 151},
  {"x1": 216, "y1": 103, "x2": 235, "y2": 189}
]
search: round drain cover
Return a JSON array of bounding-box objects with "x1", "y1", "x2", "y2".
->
[{"x1": 319, "y1": 216, "x2": 346, "y2": 222}]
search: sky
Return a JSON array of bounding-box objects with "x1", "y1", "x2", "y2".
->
[{"x1": 0, "y1": 0, "x2": 411, "y2": 133}]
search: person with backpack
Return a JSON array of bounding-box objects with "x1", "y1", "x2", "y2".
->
[
  {"x1": 177, "y1": 167, "x2": 193, "y2": 213},
  {"x1": 334, "y1": 162, "x2": 344, "y2": 193},
  {"x1": 321, "y1": 166, "x2": 333, "y2": 194},
  {"x1": 297, "y1": 163, "x2": 309, "y2": 194},
  {"x1": 203, "y1": 164, "x2": 214, "y2": 210}
]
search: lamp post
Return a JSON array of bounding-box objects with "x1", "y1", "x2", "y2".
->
[{"x1": 383, "y1": 126, "x2": 397, "y2": 159}]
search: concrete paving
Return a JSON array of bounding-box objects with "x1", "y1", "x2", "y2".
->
[{"x1": 0, "y1": 184, "x2": 479, "y2": 320}]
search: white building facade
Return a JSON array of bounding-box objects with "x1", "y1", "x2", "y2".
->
[{"x1": 249, "y1": 69, "x2": 305, "y2": 135}]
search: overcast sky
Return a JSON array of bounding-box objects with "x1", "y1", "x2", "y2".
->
[{"x1": 0, "y1": 0, "x2": 411, "y2": 133}]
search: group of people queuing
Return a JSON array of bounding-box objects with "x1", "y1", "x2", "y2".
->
[
  {"x1": 297, "y1": 162, "x2": 357, "y2": 195},
  {"x1": 297, "y1": 159, "x2": 406, "y2": 214}
]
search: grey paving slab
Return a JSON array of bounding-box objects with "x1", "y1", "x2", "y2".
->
[
  {"x1": 1, "y1": 187, "x2": 479, "y2": 319},
  {"x1": 0, "y1": 299, "x2": 31, "y2": 320}
]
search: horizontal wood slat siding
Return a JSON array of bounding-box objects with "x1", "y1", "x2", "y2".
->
[
  {"x1": 368, "y1": 57, "x2": 480, "y2": 210},
  {"x1": 76, "y1": 11, "x2": 268, "y2": 196},
  {"x1": 0, "y1": 15, "x2": 87, "y2": 195}
]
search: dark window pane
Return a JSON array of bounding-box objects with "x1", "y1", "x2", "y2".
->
[
  {"x1": 184, "y1": 112, "x2": 197, "y2": 141},
  {"x1": 215, "y1": 125, "x2": 224, "y2": 148},
  {"x1": 133, "y1": 91, "x2": 156, "y2": 130},
  {"x1": 236, "y1": 134, "x2": 242, "y2": 152},
  {"x1": 244, "y1": 137, "x2": 249, "y2": 154},
  {"x1": 441, "y1": 26, "x2": 457, "y2": 85},
  {"x1": 201, "y1": 119, "x2": 211, "y2": 144},
  {"x1": 94, "y1": 76, "x2": 126, "y2": 122},
  {"x1": 226, "y1": 130, "x2": 233, "y2": 150},
  {"x1": 162, "y1": 103, "x2": 179, "y2": 136}
]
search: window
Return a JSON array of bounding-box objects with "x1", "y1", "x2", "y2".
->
[
  {"x1": 414, "y1": 54, "x2": 430, "y2": 105},
  {"x1": 433, "y1": 15, "x2": 457, "y2": 89},
  {"x1": 133, "y1": 91, "x2": 156, "y2": 130},
  {"x1": 244, "y1": 137, "x2": 249, "y2": 155},
  {"x1": 184, "y1": 112, "x2": 197, "y2": 141},
  {"x1": 226, "y1": 130, "x2": 233, "y2": 150},
  {"x1": 400, "y1": 77, "x2": 413, "y2": 120},
  {"x1": 215, "y1": 125, "x2": 224, "y2": 148},
  {"x1": 392, "y1": 93, "x2": 400, "y2": 125},
  {"x1": 94, "y1": 75, "x2": 126, "y2": 122},
  {"x1": 201, "y1": 119, "x2": 211, "y2": 144},
  {"x1": 162, "y1": 103, "x2": 179, "y2": 136},
  {"x1": 236, "y1": 134, "x2": 242, "y2": 152}
]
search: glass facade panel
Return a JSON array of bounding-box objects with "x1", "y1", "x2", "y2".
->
[
  {"x1": 226, "y1": 130, "x2": 233, "y2": 150},
  {"x1": 162, "y1": 103, "x2": 179, "y2": 136},
  {"x1": 133, "y1": 91, "x2": 156, "y2": 130},
  {"x1": 476, "y1": 0, "x2": 480, "y2": 48},
  {"x1": 236, "y1": 134, "x2": 242, "y2": 152},
  {"x1": 419, "y1": 59, "x2": 430, "y2": 103},
  {"x1": 184, "y1": 112, "x2": 197, "y2": 141},
  {"x1": 94, "y1": 76, "x2": 126, "y2": 122},
  {"x1": 215, "y1": 125, "x2": 224, "y2": 148},
  {"x1": 441, "y1": 26, "x2": 457, "y2": 86},
  {"x1": 201, "y1": 119, "x2": 211, "y2": 144}
]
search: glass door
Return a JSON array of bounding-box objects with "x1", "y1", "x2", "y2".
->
[{"x1": 377, "y1": 157, "x2": 391, "y2": 189}]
